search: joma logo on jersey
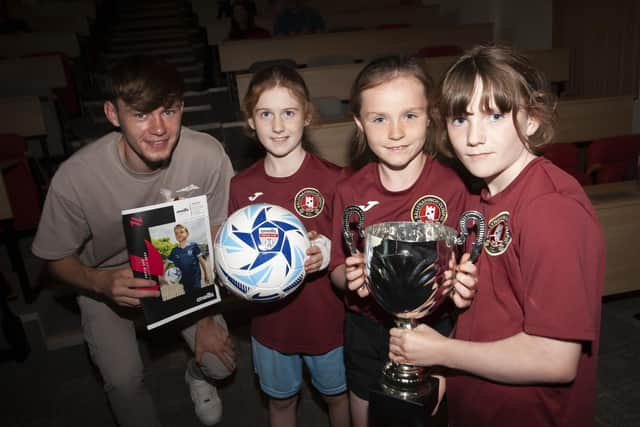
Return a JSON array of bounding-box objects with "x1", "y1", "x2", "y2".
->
[
  {"x1": 411, "y1": 195, "x2": 447, "y2": 224},
  {"x1": 485, "y1": 211, "x2": 512, "y2": 256},
  {"x1": 248, "y1": 192, "x2": 263, "y2": 202},
  {"x1": 294, "y1": 187, "x2": 324, "y2": 218},
  {"x1": 357, "y1": 201, "x2": 379, "y2": 212}
]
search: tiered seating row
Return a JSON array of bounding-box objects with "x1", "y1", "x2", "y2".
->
[
  {"x1": 217, "y1": 23, "x2": 494, "y2": 72},
  {"x1": 235, "y1": 48, "x2": 571, "y2": 106}
]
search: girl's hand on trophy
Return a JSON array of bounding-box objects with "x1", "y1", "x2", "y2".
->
[
  {"x1": 444, "y1": 253, "x2": 478, "y2": 309},
  {"x1": 388, "y1": 323, "x2": 448, "y2": 367},
  {"x1": 345, "y1": 253, "x2": 369, "y2": 297}
]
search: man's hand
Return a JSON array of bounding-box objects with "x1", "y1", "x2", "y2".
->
[
  {"x1": 194, "y1": 316, "x2": 236, "y2": 373},
  {"x1": 95, "y1": 267, "x2": 160, "y2": 307}
]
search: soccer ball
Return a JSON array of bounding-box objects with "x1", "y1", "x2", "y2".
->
[
  {"x1": 164, "y1": 266, "x2": 182, "y2": 285},
  {"x1": 214, "y1": 203, "x2": 310, "y2": 302}
]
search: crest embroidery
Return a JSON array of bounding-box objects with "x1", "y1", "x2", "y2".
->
[
  {"x1": 294, "y1": 187, "x2": 324, "y2": 218},
  {"x1": 411, "y1": 195, "x2": 448, "y2": 224},
  {"x1": 484, "y1": 211, "x2": 512, "y2": 256}
]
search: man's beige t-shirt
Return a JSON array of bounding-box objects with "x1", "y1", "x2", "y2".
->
[{"x1": 32, "y1": 127, "x2": 233, "y2": 270}]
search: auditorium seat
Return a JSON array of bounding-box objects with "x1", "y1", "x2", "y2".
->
[
  {"x1": 539, "y1": 142, "x2": 590, "y2": 185},
  {"x1": 23, "y1": 52, "x2": 81, "y2": 117},
  {"x1": 586, "y1": 134, "x2": 640, "y2": 184},
  {"x1": 0, "y1": 134, "x2": 43, "y2": 232},
  {"x1": 221, "y1": 122, "x2": 264, "y2": 172},
  {"x1": 306, "y1": 55, "x2": 356, "y2": 67},
  {"x1": 312, "y1": 96, "x2": 348, "y2": 121},
  {"x1": 193, "y1": 122, "x2": 224, "y2": 143},
  {"x1": 248, "y1": 59, "x2": 297, "y2": 74},
  {"x1": 416, "y1": 44, "x2": 463, "y2": 58}
]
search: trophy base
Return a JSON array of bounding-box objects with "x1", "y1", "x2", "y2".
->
[{"x1": 368, "y1": 375, "x2": 442, "y2": 427}]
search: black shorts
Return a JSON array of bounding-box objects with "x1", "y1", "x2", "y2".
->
[
  {"x1": 343, "y1": 309, "x2": 455, "y2": 401},
  {"x1": 343, "y1": 311, "x2": 390, "y2": 401}
]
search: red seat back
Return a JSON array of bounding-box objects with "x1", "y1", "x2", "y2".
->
[
  {"x1": 586, "y1": 134, "x2": 640, "y2": 184},
  {"x1": 0, "y1": 134, "x2": 42, "y2": 231},
  {"x1": 539, "y1": 143, "x2": 590, "y2": 185}
]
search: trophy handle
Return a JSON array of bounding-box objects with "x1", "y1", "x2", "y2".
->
[
  {"x1": 342, "y1": 205, "x2": 365, "y2": 255},
  {"x1": 457, "y1": 210, "x2": 487, "y2": 263}
]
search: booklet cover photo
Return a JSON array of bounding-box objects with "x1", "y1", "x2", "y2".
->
[{"x1": 122, "y1": 195, "x2": 221, "y2": 330}]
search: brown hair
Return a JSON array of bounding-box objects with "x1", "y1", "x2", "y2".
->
[
  {"x1": 433, "y1": 44, "x2": 557, "y2": 157},
  {"x1": 241, "y1": 64, "x2": 313, "y2": 122},
  {"x1": 106, "y1": 54, "x2": 185, "y2": 113},
  {"x1": 349, "y1": 55, "x2": 434, "y2": 164}
]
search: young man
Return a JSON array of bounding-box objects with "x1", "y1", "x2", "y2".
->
[{"x1": 32, "y1": 55, "x2": 235, "y2": 427}]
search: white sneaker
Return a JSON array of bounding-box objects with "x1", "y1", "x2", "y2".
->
[{"x1": 185, "y1": 367, "x2": 223, "y2": 425}]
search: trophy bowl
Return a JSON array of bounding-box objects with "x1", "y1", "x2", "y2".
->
[
  {"x1": 365, "y1": 222, "x2": 459, "y2": 318},
  {"x1": 342, "y1": 205, "x2": 485, "y2": 405},
  {"x1": 364, "y1": 221, "x2": 459, "y2": 400},
  {"x1": 363, "y1": 211, "x2": 486, "y2": 404}
]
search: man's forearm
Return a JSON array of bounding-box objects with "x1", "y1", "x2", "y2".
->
[{"x1": 48, "y1": 256, "x2": 103, "y2": 294}]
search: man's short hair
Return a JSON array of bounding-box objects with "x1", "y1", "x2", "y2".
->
[{"x1": 105, "y1": 54, "x2": 185, "y2": 113}]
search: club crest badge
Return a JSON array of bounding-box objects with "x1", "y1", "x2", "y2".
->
[
  {"x1": 484, "y1": 211, "x2": 512, "y2": 256},
  {"x1": 294, "y1": 187, "x2": 324, "y2": 218},
  {"x1": 258, "y1": 227, "x2": 279, "y2": 251},
  {"x1": 411, "y1": 195, "x2": 447, "y2": 224}
]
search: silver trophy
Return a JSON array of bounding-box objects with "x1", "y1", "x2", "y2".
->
[{"x1": 345, "y1": 207, "x2": 486, "y2": 402}]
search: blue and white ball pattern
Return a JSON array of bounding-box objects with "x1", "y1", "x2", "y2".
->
[
  {"x1": 164, "y1": 266, "x2": 182, "y2": 285},
  {"x1": 214, "y1": 203, "x2": 310, "y2": 302}
]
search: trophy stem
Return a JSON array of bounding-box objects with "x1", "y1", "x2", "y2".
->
[
  {"x1": 395, "y1": 317, "x2": 417, "y2": 329},
  {"x1": 381, "y1": 317, "x2": 432, "y2": 401}
]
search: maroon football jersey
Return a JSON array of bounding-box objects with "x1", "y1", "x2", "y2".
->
[
  {"x1": 230, "y1": 153, "x2": 348, "y2": 354},
  {"x1": 448, "y1": 157, "x2": 605, "y2": 427},
  {"x1": 329, "y1": 156, "x2": 470, "y2": 323}
]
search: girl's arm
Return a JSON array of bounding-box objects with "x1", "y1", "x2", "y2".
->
[{"x1": 389, "y1": 326, "x2": 581, "y2": 384}]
